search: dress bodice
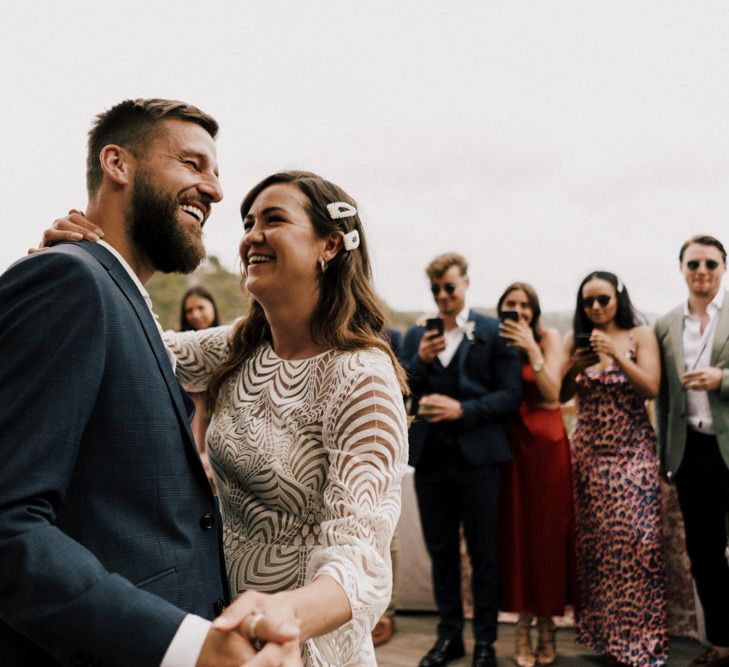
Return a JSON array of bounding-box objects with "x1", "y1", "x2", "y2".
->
[{"x1": 575, "y1": 350, "x2": 655, "y2": 455}]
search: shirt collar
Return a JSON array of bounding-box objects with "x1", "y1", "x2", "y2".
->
[
  {"x1": 455, "y1": 307, "x2": 471, "y2": 329},
  {"x1": 683, "y1": 289, "x2": 724, "y2": 319},
  {"x1": 97, "y1": 240, "x2": 150, "y2": 303}
]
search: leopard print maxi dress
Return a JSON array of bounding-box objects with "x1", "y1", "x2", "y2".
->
[{"x1": 571, "y1": 351, "x2": 668, "y2": 667}]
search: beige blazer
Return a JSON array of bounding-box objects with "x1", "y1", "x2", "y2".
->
[{"x1": 654, "y1": 289, "x2": 729, "y2": 476}]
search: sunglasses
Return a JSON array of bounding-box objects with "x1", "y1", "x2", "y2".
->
[
  {"x1": 685, "y1": 259, "x2": 720, "y2": 271},
  {"x1": 583, "y1": 295, "x2": 612, "y2": 308},
  {"x1": 431, "y1": 283, "x2": 457, "y2": 297}
]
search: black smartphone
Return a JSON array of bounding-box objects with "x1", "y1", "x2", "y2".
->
[
  {"x1": 499, "y1": 311, "x2": 519, "y2": 323},
  {"x1": 575, "y1": 333, "x2": 592, "y2": 349},
  {"x1": 425, "y1": 317, "x2": 444, "y2": 336}
]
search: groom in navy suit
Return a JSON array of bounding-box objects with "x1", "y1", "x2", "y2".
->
[
  {"x1": 0, "y1": 100, "x2": 297, "y2": 666},
  {"x1": 402, "y1": 253, "x2": 521, "y2": 667}
]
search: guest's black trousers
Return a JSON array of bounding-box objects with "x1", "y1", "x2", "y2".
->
[
  {"x1": 414, "y1": 454, "x2": 500, "y2": 644},
  {"x1": 674, "y1": 429, "x2": 729, "y2": 647}
]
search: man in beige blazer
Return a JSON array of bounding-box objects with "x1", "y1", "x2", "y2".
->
[{"x1": 655, "y1": 234, "x2": 729, "y2": 667}]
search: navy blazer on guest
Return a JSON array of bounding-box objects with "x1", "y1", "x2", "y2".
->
[
  {"x1": 0, "y1": 242, "x2": 229, "y2": 666},
  {"x1": 402, "y1": 310, "x2": 522, "y2": 467}
]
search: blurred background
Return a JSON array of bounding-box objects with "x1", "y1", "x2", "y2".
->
[{"x1": 2, "y1": 1, "x2": 728, "y2": 322}]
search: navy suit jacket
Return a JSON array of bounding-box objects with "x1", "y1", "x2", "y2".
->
[
  {"x1": 402, "y1": 310, "x2": 522, "y2": 466},
  {"x1": 0, "y1": 242, "x2": 228, "y2": 666}
]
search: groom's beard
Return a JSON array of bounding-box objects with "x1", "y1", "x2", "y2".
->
[{"x1": 128, "y1": 171, "x2": 206, "y2": 274}]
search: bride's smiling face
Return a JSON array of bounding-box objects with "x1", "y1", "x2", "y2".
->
[{"x1": 239, "y1": 183, "x2": 327, "y2": 305}]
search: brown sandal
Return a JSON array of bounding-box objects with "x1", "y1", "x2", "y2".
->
[
  {"x1": 536, "y1": 617, "x2": 556, "y2": 665},
  {"x1": 515, "y1": 616, "x2": 536, "y2": 667}
]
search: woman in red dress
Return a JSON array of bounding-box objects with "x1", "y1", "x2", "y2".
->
[{"x1": 497, "y1": 283, "x2": 575, "y2": 667}]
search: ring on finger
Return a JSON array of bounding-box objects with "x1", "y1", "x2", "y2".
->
[{"x1": 246, "y1": 612, "x2": 265, "y2": 641}]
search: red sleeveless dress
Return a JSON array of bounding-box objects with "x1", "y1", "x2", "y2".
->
[{"x1": 499, "y1": 362, "x2": 576, "y2": 616}]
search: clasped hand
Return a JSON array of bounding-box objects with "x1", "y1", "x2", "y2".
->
[
  {"x1": 197, "y1": 590, "x2": 302, "y2": 667},
  {"x1": 681, "y1": 367, "x2": 722, "y2": 392},
  {"x1": 588, "y1": 330, "x2": 617, "y2": 358},
  {"x1": 418, "y1": 393, "x2": 463, "y2": 422}
]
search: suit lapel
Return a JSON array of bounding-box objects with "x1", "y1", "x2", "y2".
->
[
  {"x1": 454, "y1": 310, "x2": 478, "y2": 374},
  {"x1": 668, "y1": 308, "x2": 685, "y2": 379},
  {"x1": 711, "y1": 290, "x2": 729, "y2": 364},
  {"x1": 80, "y1": 243, "x2": 195, "y2": 446}
]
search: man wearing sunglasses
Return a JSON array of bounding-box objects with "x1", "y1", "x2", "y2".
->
[
  {"x1": 402, "y1": 253, "x2": 521, "y2": 667},
  {"x1": 655, "y1": 234, "x2": 729, "y2": 667}
]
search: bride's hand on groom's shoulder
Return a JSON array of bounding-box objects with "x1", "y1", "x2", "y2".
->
[
  {"x1": 209, "y1": 589, "x2": 302, "y2": 666},
  {"x1": 28, "y1": 209, "x2": 104, "y2": 254}
]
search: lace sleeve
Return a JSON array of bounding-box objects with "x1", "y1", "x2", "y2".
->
[
  {"x1": 162, "y1": 325, "x2": 232, "y2": 393},
  {"x1": 307, "y1": 350, "x2": 408, "y2": 664}
]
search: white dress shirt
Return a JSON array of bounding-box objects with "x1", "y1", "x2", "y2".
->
[
  {"x1": 683, "y1": 288, "x2": 724, "y2": 434},
  {"x1": 98, "y1": 241, "x2": 209, "y2": 666},
  {"x1": 437, "y1": 307, "x2": 471, "y2": 367}
]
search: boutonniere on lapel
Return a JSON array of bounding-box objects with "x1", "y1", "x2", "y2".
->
[{"x1": 464, "y1": 320, "x2": 476, "y2": 343}]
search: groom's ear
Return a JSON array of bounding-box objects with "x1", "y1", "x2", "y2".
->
[{"x1": 99, "y1": 145, "x2": 133, "y2": 187}]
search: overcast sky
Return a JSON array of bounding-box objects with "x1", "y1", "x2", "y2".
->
[{"x1": 2, "y1": 1, "x2": 728, "y2": 315}]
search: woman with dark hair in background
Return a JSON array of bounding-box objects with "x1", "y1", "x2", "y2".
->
[
  {"x1": 178, "y1": 285, "x2": 220, "y2": 490},
  {"x1": 179, "y1": 285, "x2": 220, "y2": 331},
  {"x1": 497, "y1": 282, "x2": 575, "y2": 667},
  {"x1": 561, "y1": 271, "x2": 667, "y2": 667}
]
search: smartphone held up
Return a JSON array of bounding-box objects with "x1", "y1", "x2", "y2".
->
[{"x1": 425, "y1": 317, "x2": 444, "y2": 336}]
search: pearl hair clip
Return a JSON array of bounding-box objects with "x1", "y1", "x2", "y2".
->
[
  {"x1": 327, "y1": 202, "x2": 357, "y2": 220},
  {"x1": 342, "y1": 229, "x2": 360, "y2": 251},
  {"x1": 327, "y1": 201, "x2": 360, "y2": 251}
]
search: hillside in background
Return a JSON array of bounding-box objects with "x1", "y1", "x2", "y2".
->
[
  {"x1": 146, "y1": 256, "x2": 248, "y2": 331},
  {"x1": 148, "y1": 256, "x2": 577, "y2": 335}
]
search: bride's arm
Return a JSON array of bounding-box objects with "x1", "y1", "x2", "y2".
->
[
  {"x1": 304, "y1": 351, "x2": 408, "y2": 642},
  {"x1": 163, "y1": 326, "x2": 233, "y2": 392}
]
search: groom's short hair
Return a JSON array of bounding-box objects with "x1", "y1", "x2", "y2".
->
[{"x1": 86, "y1": 98, "x2": 218, "y2": 195}]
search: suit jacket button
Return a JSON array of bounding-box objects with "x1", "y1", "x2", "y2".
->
[
  {"x1": 214, "y1": 598, "x2": 226, "y2": 615},
  {"x1": 200, "y1": 513, "x2": 215, "y2": 530}
]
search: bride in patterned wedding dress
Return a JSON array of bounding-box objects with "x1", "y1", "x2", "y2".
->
[{"x1": 165, "y1": 171, "x2": 409, "y2": 665}]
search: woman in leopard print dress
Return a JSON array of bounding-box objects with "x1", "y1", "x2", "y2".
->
[{"x1": 561, "y1": 271, "x2": 667, "y2": 667}]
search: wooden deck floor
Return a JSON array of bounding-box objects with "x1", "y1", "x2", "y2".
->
[{"x1": 374, "y1": 613, "x2": 703, "y2": 666}]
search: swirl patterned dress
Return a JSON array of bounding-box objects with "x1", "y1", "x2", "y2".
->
[
  {"x1": 571, "y1": 351, "x2": 668, "y2": 667},
  {"x1": 165, "y1": 327, "x2": 408, "y2": 666}
]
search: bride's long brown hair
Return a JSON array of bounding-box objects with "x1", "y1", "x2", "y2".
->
[{"x1": 207, "y1": 171, "x2": 408, "y2": 411}]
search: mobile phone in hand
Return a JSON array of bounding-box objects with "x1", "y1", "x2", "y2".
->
[
  {"x1": 425, "y1": 317, "x2": 444, "y2": 336},
  {"x1": 575, "y1": 332, "x2": 592, "y2": 349},
  {"x1": 499, "y1": 311, "x2": 519, "y2": 323}
]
